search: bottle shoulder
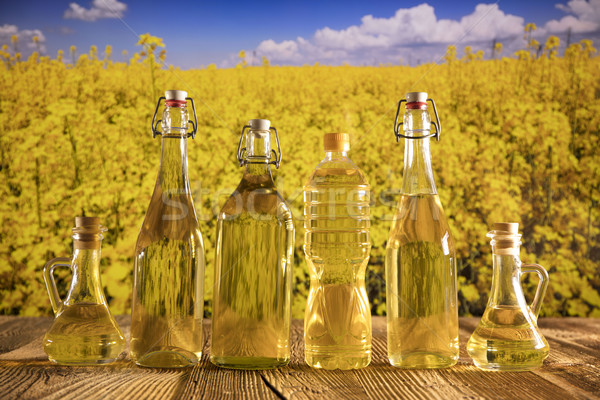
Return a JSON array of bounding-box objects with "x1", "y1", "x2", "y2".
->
[
  {"x1": 219, "y1": 183, "x2": 293, "y2": 222},
  {"x1": 387, "y1": 194, "x2": 454, "y2": 249},
  {"x1": 305, "y1": 156, "x2": 369, "y2": 188},
  {"x1": 136, "y1": 192, "x2": 203, "y2": 251}
]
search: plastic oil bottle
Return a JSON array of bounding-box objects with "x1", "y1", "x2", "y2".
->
[
  {"x1": 42, "y1": 217, "x2": 126, "y2": 365},
  {"x1": 303, "y1": 133, "x2": 372, "y2": 369},
  {"x1": 467, "y1": 222, "x2": 550, "y2": 371},
  {"x1": 385, "y1": 92, "x2": 459, "y2": 368},
  {"x1": 130, "y1": 90, "x2": 205, "y2": 368},
  {"x1": 210, "y1": 119, "x2": 294, "y2": 369}
]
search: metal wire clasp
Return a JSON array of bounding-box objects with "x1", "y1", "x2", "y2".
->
[
  {"x1": 236, "y1": 125, "x2": 282, "y2": 168},
  {"x1": 151, "y1": 97, "x2": 198, "y2": 139},
  {"x1": 393, "y1": 98, "x2": 442, "y2": 142}
]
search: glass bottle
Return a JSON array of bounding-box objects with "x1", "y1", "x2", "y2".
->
[
  {"x1": 303, "y1": 133, "x2": 371, "y2": 370},
  {"x1": 385, "y1": 92, "x2": 459, "y2": 368},
  {"x1": 467, "y1": 222, "x2": 550, "y2": 371},
  {"x1": 42, "y1": 216, "x2": 126, "y2": 365},
  {"x1": 210, "y1": 119, "x2": 294, "y2": 370},
  {"x1": 130, "y1": 90, "x2": 205, "y2": 368}
]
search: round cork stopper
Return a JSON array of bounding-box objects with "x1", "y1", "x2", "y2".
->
[
  {"x1": 73, "y1": 216, "x2": 105, "y2": 249},
  {"x1": 75, "y1": 216, "x2": 100, "y2": 228},
  {"x1": 491, "y1": 222, "x2": 520, "y2": 252},
  {"x1": 494, "y1": 222, "x2": 519, "y2": 234},
  {"x1": 324, "y1": 133, "x2": 350, "y2": 152}
]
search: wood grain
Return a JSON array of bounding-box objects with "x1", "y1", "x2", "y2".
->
[{"x1": 0, "y1": 316, "x2": 598, "y2": 400}]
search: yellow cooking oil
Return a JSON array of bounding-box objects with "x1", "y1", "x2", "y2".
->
[
  {"x1": 43, "y1": 303, "x2": 126, "y2": 365},
  {"x1": 467, "y1": 305, "x2": 549, "y2": 371},
  {"x1": 386, "y1": 194, "x2": 459, "y2": 368},
  {"x1": 304, "y1": 133, "x2": 372, "y2": 370},
  {"x1": 130, "y1": 237, "x2": 204, "y2": 368}
]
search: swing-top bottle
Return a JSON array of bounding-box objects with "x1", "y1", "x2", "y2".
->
[
  {"x1": 130, "y1": 90, "x2": 205, "y2": 368},
  {"x1": 385, "y1": 92, "x2": 459, "y2": 368},
  {"x1": 211, "y1": 119, "x2": 294, "y2": 369}
]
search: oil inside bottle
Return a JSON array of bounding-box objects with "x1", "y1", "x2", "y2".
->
[
  {"x1": 467, "y1": 305, "x2": 549, "y2": 371},
  {"x1": 386, "y1": 194, "x2": 459, "y2": 368},
  {"x1": 44, "y1": 303, "x2": 126, "y2": 365}
]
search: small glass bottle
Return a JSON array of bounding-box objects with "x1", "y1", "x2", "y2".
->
[
  {"x1": 130, "y1": 90, "x2": 205, "y2": 368},
  {"x1": 385, "y1": 92, "x2": 459, "y2": 368},
  {"x1": 304, "y1": 133, "x2": 371, "y2": 369},
  {"x1": 211, "y1": 119, "x2": 294, "y2": 370},
  {"x1": 43, "y1": 217, "x2": 126, "y2": 365},
  {"x1": 467, "y1": 222, "x2": 550, "y2": 371}
]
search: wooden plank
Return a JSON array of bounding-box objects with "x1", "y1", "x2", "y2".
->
[
  {"x1": 178, "y1": 322, "x2": 279, "y2": 400},
  {"x1": 0, "y1": 316, "x2": 599, "y2": 400}
]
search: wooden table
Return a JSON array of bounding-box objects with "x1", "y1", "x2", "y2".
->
[{"x1": 1, "y1": 316, "x2": 599, "y2": 399}]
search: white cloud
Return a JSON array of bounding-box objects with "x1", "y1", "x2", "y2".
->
[
  {"x1": 64, "y1": 0, "x2": 127, "y2": 22},
  {"x1": 545, "y1": 0, "x2": 600, "y2": 33},
  {"x1": 0, "y1": 24, "x2": 47, "y2": 54},
  {"x1": 245, "y1": 3, "x2": 525, "y2": 66}
]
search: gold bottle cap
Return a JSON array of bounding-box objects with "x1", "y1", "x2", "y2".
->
[{"x1": 324, "y1": 133, "x2": 350, "y2": 152}]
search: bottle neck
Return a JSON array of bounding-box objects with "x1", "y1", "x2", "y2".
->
[
  {"x1": 66, "y1": 244, "x2": 107, "y2": 305},
  {"x1": 325, "y1": 151, "x2": 348, "y2": 160},
  {"x1": 244, "y1": 130, "x2": 272, "y2": 178},
  {"x1": 159, "y1": 135, "x2": 190, "y2": 193},
  {"x1": 401, "y1": 109, "x2": 437, "y2": 195},
  {"x1": 488, "y1": 244, "x2": 526, "y2": 307}
]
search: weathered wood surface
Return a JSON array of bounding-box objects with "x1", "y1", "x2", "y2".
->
[{"x1": 0, "y1": 316, "x2": 598, "y2": 399}]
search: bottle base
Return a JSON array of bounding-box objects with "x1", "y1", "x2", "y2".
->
[
  {"x1": 132, "y1": 348, "x2": 200, "y2": 368},
  {"x1": 210, "y1": 356, "x2": 289, "y2": 370},
  {"x1": 47, "y1": 357, "x2": 120, "y2": 366},
  {"x1": 388, "y1": 352, "x2": 458, "y2": 369},
  {"x1": 471, "y1": 360, "x2": 544, "y2": 372},
  {"x1": 305, "y1": 352, "x2": 371, "y2": 370}
]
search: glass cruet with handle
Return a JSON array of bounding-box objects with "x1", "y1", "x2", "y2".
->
[
  {"x1": 467, "y1": 222, "x2": 550, "y2": 371},
  {"x1": 42, "y1": 216, "x2": 126, "y2": 365}
]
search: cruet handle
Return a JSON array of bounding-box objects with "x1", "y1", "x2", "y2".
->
[
  {"x1": 42, "y1": 257, "x2": 72, "y2": 315},
  {"x1": 521, "y1": 263, "x2": 549, "y2": 319}
]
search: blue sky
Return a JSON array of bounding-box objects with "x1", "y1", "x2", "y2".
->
[{"x1": 1, "y1": 0, "x2": 599, "y2": 68}]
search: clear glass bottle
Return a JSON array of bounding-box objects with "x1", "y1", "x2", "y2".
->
[
  {"x1": 385, "y1": 92, "x2": 459, "y2": 368},
  {"x1": 210, "y1": 119, "x2": 294, "y2": 370},
  {"x1": 467, "y1": 222, "x2": 550, "y2": 371},
  {"x1": 304, "y1": 133, "x2": 371, "y2": 370},
  {"x1": 130, "y1": 90, "x2": 205, "y2": 368},
  {"x1": 42, "y1": 217, "x2": 126, "y2": 365}
]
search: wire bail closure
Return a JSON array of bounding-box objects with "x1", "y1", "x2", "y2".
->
[
  {"x1": 236, "y1": 125, "x2": 282, "y2": 168},
  {"x1": 393, "y1": 98, "x2": 441, "y2": 142},
  {"x1": 151, "y1": 96, "x2": 198, "y2": 139}
]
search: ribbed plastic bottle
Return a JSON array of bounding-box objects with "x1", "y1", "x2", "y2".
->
[{"x1": 304, "y1": 133, "x2": 372, "y2": 370}]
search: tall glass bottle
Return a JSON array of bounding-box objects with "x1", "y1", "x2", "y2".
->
[
  {"x1": 304, "y1": 133, "x2": 371, "y2": 369},
  {"x1": 385, "y1": 92, "x2": 458, "y2": 368},
  {"x1": 468, "y1": 222, "x2": 549, "y2": 371},
  {"x1": 130, "y1": 90, "x2": 205, "y2": 368},
  {"x1": 43, "y1": 217, "x2": 126, "y2": 365},
  {"x1": 211, "y1": 119, "x2": 294, "y2": 370}
]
